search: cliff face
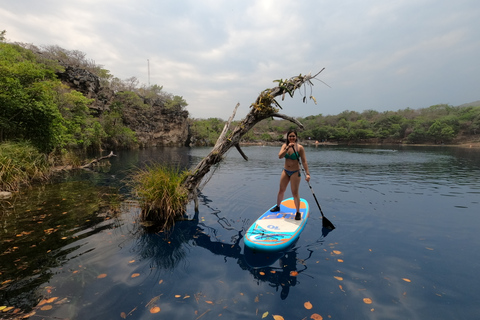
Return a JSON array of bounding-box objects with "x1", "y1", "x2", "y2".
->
[
  {"x1": 56, "y1": 66, "x2": 189, "y2": 147},
  {"x1": 122, "y1": 105, "x2": 189, "y2": 147}
]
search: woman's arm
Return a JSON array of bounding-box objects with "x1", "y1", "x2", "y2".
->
[{"x1": 278, "y1": 144, "x2": 290, "y2": 159}]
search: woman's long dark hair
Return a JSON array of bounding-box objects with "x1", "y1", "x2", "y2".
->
[{"x1": 285, "y1": 130, "x2": 298, "y2": 146}]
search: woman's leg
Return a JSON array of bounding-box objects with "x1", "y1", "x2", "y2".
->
[
  {"x1": 276, "y1": 170, "x2": 290, "y2": 206},
  {"x1": 290, "y1": 172, "x2": 301, "y2": 213}
]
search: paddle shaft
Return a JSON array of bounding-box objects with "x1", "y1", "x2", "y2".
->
[
  {"x1": 292, "y1": 145, "x2": 335, "y2": 229},
  {"x1": 291, "y1": 145, "x2": 325, "y2": 217}
]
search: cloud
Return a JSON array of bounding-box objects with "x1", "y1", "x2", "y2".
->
[{"x1": 2, "y1": 0, "x2": 479, "y2": 119}]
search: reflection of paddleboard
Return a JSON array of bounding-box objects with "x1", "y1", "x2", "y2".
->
[
  {"x1": 244, "y1": 245, "x2": 286, "y2": 268},
  {"x1": 244, "y1": 197, "x2": 309, "y2": 252}
]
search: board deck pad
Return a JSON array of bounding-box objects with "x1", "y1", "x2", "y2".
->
[{"x1": 244, "y1": 198, "x2": 309, "y2": 252}]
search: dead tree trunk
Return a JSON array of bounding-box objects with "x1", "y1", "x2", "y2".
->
[{"x1": 183, "y1": 70, "x2": 325, "y2": 198}]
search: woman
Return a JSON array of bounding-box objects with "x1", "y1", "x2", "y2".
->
[{"x1": 270, "y1": 130, "x2": 311, "y2": 220}]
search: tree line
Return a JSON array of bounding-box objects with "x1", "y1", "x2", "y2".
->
[{"x1": 190, "y1": 102, "x2": 480, "y2": 146}]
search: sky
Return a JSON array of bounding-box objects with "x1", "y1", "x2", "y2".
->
[{"x1": 2, "y1": 0, "x2": 480, "y2": 120}]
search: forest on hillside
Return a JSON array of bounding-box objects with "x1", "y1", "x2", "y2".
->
[
  {"x1": 190, "y1": 102, "x2": 480, "y2": 146},
  {"x1": 2, "y1": 31, "x2": 480, "y2": 153},
  {"x1": 0, "y1": 38, "x2": 187, "y2": 154}
]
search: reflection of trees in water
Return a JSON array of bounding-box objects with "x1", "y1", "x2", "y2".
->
[{"x1": 132, "y1": 194, "x2": 332, "y2": 300}]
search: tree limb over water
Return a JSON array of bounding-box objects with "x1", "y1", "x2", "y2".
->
[{"x1": 183, "y1": 69, "x2": 326, "y2": 200}]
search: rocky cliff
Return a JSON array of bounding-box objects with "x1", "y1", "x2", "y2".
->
[
  {"x1": 56, "y1": 66, "x2": 189, "y2": 147},
  {"x1": 122, "y1": 105, "x2": 189, "y2": 147}
]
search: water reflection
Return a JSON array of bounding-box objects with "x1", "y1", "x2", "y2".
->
[
  {"x1": 131, "y1": 194, "x2": 332, "y2": 301},
  {"x1": 0, "y1": 181, "x2": 121, "y2": 314}
]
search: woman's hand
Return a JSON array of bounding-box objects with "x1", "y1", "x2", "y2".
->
[{"x1": 305, "y1": 174, "x2": 310, "y2": 182}]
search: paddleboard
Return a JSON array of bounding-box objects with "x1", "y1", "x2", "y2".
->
[{"x1": 244, "y1": 197, "x2": 309, "y2": 252}]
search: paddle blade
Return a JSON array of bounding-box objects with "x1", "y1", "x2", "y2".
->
[{"x1": 322, "y1": 216, "x2": 335, "y2": 230}]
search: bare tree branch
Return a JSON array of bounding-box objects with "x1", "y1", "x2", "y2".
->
[{"x1": 182, "y1": 70, "x2": 325, "y2": 195}]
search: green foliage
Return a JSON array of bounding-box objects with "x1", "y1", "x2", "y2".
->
[
  {"x1": 54, "y1": 84, "x2": 106, "y2": 151},
  {"x1": 101, "y1": 111, "x2": 137, "y2": 148},
  {"x1": 0, "y1": 43, "x2": 64, "y2": 151},
  {"x1": 189, "y1": 102, "x2": 480, "y2": 145},
  {"x1": 165, "y1": 95, "x2": 188, "y2": 112},
  {"x1": 132, "y1": 164, "x2": 189, "y2": 226},
  {"x1": 428, "y1": 120, "x2": 456, "y2": 142},
  {"x1": 189, "y1": 118, "x2": 225, "y2": 145},
  {"x1": 0, "y1": 141, "x2": 51, "y2": 191},
  {"x1": 112, "y1": 91, "x2": 148, "y2": 111}
]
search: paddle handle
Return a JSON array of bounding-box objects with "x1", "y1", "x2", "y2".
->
[{"x1": 292, "y1": 145, "x2": 326, "y2": 218}]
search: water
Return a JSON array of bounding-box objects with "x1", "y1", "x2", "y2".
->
[{"x1": 1, "y1": 145, "x2": 479, "y2": 319}]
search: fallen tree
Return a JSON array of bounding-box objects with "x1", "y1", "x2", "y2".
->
[
  {"x1": 136, "y1": 69, "x2": 327, "y2": 223},
  {"x1": 183, "y1": 70, "x2": 326, "y2": 202}
]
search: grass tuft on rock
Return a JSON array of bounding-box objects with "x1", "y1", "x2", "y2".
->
[
  {"x1": 132, "y1": 163, "x2": 190, "y2": 226},
  {"x1": 0, "y1": 141, "x2": 51, "y2": 191}
]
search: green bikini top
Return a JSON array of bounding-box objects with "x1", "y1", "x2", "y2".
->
[{"x1": 285, "y1": 152, "x2": 299, "y2": 160}]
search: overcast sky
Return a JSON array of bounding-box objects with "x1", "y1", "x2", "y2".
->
[{"x1": 2, "y1": 0, "x2": 479, "y2": 120}]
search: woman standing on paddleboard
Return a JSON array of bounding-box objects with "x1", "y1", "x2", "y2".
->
[{"x1": 270, "y1": 130, "x2": 311, "y2": 220}]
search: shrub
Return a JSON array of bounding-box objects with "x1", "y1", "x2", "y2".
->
[
  {"x1": 132, "y1": 164, "x2": 190, "y2": 227},
  {"x1": 0, "y1": 141, "x2": 50, "y2": 191}
]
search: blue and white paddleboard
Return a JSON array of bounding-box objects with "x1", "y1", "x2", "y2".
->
[{"x1": 244, "y1": 197, "x2": 309, "y2": 252}]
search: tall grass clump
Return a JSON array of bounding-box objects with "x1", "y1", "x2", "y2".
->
[
  {"x1": 132, "y1": 163, "x2": 190, "y2": 227},
  {"x1": 0, "y1": 141, "x2": 51, "y2": 191}
]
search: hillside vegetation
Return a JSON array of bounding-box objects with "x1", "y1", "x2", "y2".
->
[
  {"x1": 0, "y1": 40, "x2": 187, "y2": 154},
  {"x1": 191, "y1": 103, "x2": 480, "y2": 146}
]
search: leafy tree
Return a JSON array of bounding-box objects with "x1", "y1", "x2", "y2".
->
[
  {"x1": 54, "y1": 84, "x2": 106, "y2": 150},
  {"x1": 0, "y1": 43, "x2": 63, "y2": 151},
  {"x1": 428, "y1": 120, "x2": 456, "y2": 143},
  {"x1": 165, "y1": 95, "x2": 188, "y2": 112},
  {"x1": 0, "y1": 30, "x2": 6, "y2": 42}
]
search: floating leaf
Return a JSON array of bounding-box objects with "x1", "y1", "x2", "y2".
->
[
  {"x1": 23, "y1": 310, "x2": 36, "y2": 318},
  {"x1": 262, "y1": 311, "x2": 269, "y2": 318},
  {"x1": 259, "y1": 271, "x2": 265, "y2": 276},
  {"x1": 159, "y1": 280, "x2": 163, "y2": 284},
  {"x1": 183, "y1": 295, "x2": 190, "y2": 299},
  {"x1": 40, "y1": 305, "x2": 53, "y2": 311},
  {"x1": 120, "y1": 312, "x2": 127, "y2": 319},
  {"x1": 273, "y1": 315, "x2": 284, "y2": 320},
  {"x1": 254, "y1": 296, "x2": 260, "y2": 303},
  {"x1": 55, "y1": 298, "x2": 68, "y2": 305},
  {"x1": 337, "y1": 259, "x2": 344, "y2": 263},
  {"x1": 332, "y1": 250, "x2": 342, "y2": 255},
  {"x1": 304, "y1": 301, "x2": 313, "y2": 309},
  {"x1": 97, "y1": 273, "x2": 107, "y2": 279},
  {"x1": 129, "y1": 260, "x2": 135, "y2": 263},
  {"x1": 310, "y1": 314, "x2": 323, "y2": 320},
  {"x1": 131, "y1": 273, "x2": 140, "y2": 278},
  {"x1": 363, "y1": 298, "x2": 373, "y2": 304},
  {"x1": 46, "y1": 297, "x2": 58, "y2": 303},
  {"x1": 0, "y1": 306, "x2": 6, "y2": 311},
  {"x1": 290, "y1": 271, "x2": 299, "y2": 276},
  {"x1": 205, "y1": 301, "x2": 214, "y2": 305},
  {"x1": 402, "y1": 278, "x2": 411, "y2": 282},
  {"x1": 175, "y1": 295, "x2": 181, "y2": 298},
  {"x1": 150, "y1": 306, "x2": 161, "y2": 313},
  {"x1": 334, "y1": 276, "x2": 343, "y2": 281},
  {"x1": 426, "y1": 247, "x2": 434, "y2": 251}
]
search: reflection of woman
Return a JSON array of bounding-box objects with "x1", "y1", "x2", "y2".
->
[{"x1": 270, "y1": 130, "x2": 310, "y2": 220}]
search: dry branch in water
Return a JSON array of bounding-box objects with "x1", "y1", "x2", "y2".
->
[{"x1": 183, "y1": 69, "x2": 326, "y2": 200}]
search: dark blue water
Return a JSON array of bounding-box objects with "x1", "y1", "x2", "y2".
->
[{"x1": 1, "y1": 145, "x2": 479, "y2": 319}]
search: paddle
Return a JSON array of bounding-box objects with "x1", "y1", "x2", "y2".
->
[{"x1": 292, "y1": 145, "x2": 335, "y2": 230}]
